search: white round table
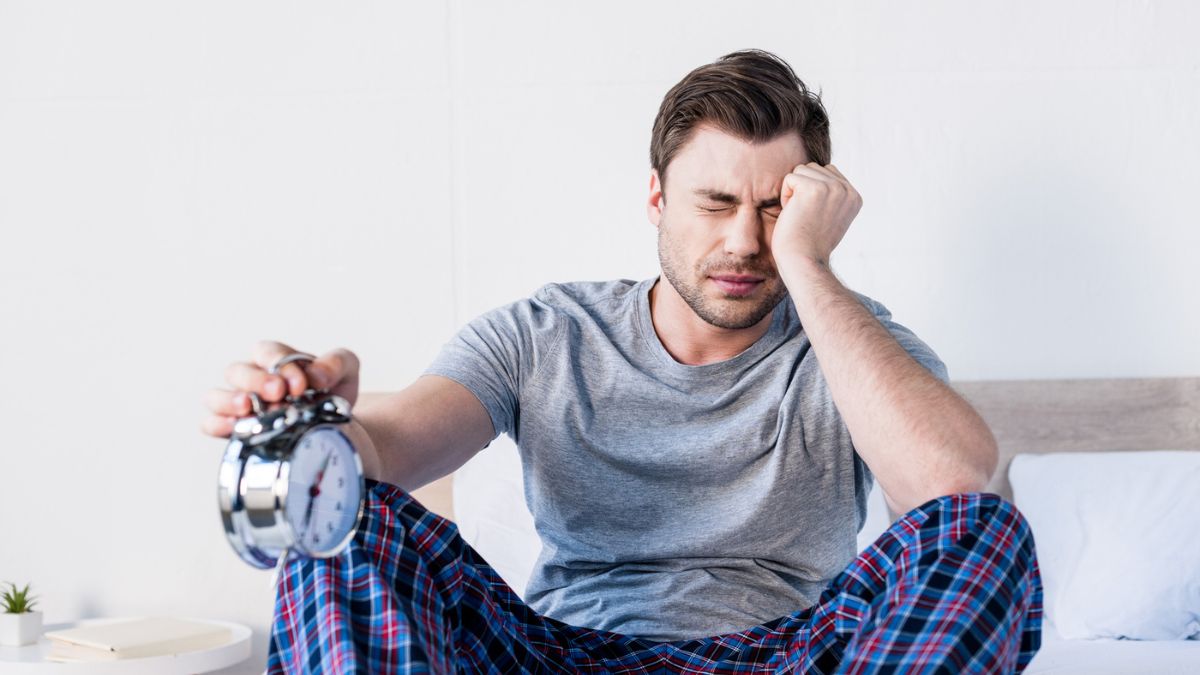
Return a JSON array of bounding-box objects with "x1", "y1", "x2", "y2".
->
[{"x1": 0, "y1": 618, "x2": 253, "y2": 674}]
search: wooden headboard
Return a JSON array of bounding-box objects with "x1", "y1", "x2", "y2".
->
[
  {"x1": 953, "y1": 376, "x2": 1200, "y2": 500},
  {"x1": 389, "y1": 376, "x2": 1200, "y2": 521}
]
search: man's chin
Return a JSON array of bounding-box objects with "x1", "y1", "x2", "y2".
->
[{"x1": 694, "y1": 299, "x2": 778, "y2": 330}]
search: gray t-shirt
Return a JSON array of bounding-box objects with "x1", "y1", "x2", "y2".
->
[{"x1": 423, "y1": 276, "x2": 949, "y2": 641}]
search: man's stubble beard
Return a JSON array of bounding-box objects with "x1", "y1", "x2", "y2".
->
[{"x1": 656, "y1": 215, "x2": 788, "y2": 330}]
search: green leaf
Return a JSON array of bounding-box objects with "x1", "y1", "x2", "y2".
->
[{"x1": 1, "y1": 581, "x2": 38, "y2": 614}]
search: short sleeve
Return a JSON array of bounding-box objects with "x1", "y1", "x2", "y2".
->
[
  {"x1": 422, "y1": 290, "x2": 565, "y2": 441},
  {"x1": 852, "y1": 291, "x2": 950, "y2": 385}
]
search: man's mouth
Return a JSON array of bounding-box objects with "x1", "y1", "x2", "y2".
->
[{"x1": 710, "y1": 274, "x2": 764, "y2": 297}]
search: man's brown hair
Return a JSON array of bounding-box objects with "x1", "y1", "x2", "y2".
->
[{"x1": 650, "y1": 49, "x2": 831, "y2": 191}]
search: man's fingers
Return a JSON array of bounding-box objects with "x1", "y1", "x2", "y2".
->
[
  {"x1": 821, "y1": 164, "x2": 859, "y2": 195},
  {"x1": 786, "y1": 166, "x2": 847, "y2": 197},
  {"x1": 311, "y1": 348, "x2": 360, "y2": 390},
  {"x1": 781, "y1": 163, "x2": 859, "y2": 213},
  {"x1": 277, "y1": 361, "x2": 310, "y2": 398},
  {"x1": 789, "y1": 163, "x2": 841, "y2": 185},
  {"x1": 205, "y1": 388, "x2": 249, "y2": 417},
  {"x1": 201, "y1": 414, "x2": 236, "y2": 438},
  {"x1": 790, "y1": 163, "x2": 856, "y2": 197},
  {"x1": 781, "y1": 172, "x2": 798, "y2": 202},
  {"x1": 781, "y1": 171, "x2": 833, "y2": 205},
  {"x1": 252, "y1": 340, "x2": 300, "y2": 370},
  {"x1": 251, "y1": 340, "x2": 314, "y2": 397},
  {"x1": 205, "y1": 342, "x2": 358, "y2": 441},
  {"x1": 224, "y1": 361, "x2": 286, "y2": 402}
]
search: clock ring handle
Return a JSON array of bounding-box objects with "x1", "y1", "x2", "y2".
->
[{"x1": 248, "y1": 352, "x2": 318, "y2": 416}]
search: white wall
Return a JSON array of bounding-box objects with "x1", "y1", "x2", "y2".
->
[{"x1": 1, "y1": 1, "x2": 1196, "y2": 671}]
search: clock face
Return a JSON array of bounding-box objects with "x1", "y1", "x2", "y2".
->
[{"x1": 284, "y1": 426, "x2": 363, "y2": 556}]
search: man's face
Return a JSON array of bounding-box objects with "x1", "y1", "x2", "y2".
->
[{"x1": 649, "y1": 123, "x2": 809, "y2": 330}]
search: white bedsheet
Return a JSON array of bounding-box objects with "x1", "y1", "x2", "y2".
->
[{"x1": 1025, "y1": 620, "x2": 1200, "y2": 674}]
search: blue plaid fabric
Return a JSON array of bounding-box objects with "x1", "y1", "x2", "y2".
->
[{"x1": 268, "y1": 479, "x2": 1042, "y2": 673}]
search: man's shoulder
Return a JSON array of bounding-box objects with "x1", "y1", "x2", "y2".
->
[
  {"x1": 843, "y1": 288, "x2": 949, "y2": 382},
  {"x1": 530, "y1": 278, "x2": 644, "y2": 310},
  {"x1": 846, "y1": 289, "x2": 894, "y2": 320}
]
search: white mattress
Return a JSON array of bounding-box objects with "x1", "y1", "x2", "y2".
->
[{"x1": 1025, "y1": 620, "x2": 1200, "y2": 674}]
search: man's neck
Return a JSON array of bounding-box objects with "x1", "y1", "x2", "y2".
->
[{"x1": 647, "y1": 277, "x2": 775, "y2": 366}]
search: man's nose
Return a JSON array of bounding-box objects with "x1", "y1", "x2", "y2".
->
[{"x1": 723, "y1": 208, "x2": 763, "y2": 258}]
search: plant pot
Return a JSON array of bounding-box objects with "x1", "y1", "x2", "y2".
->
[{"x1": 0, "y1": 611, "x2": 43, "y2": 646}]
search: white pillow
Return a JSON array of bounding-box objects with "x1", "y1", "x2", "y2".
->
[{"x1": 1008, "y1": 450, "x2": 1200, "y2": 640}]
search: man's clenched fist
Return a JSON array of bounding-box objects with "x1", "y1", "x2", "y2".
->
[{"x1": 772, "y1": 162, "x2": 863, "y2": 268}]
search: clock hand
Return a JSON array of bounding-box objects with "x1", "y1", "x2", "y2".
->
[
  {"x1": 303, "y1": 491, "x2": 317, "y2": 529},
  {"x1": 303, "y1": 450, "x2": 335, "y2": 529},
  {"x1": 312, "y1": 449, "x2": 334, "y2": 494}
]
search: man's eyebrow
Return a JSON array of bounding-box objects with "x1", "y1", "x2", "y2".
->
[{"x1": 693, "y1": 189, "x2": 781, "y2": 209}]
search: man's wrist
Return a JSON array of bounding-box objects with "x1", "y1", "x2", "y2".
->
[
  {"x1": 345, "y1": 414, "x2": 385, "y2": 482},
  {"x1": 779, "y1": 254, "x2": 842, "y2": 316}
]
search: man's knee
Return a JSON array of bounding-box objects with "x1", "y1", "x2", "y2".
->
[{"x1": 912, "y1": 492, "x2": 1039, "y2": 567}]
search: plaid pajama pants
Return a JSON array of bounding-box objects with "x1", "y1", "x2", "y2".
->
[{"x1": 268, "y1": 479, "x2": 1043, "y2": 674}]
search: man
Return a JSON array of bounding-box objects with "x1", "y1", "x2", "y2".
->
[{"x1": 205, "y1": 49, "x2": 1042, "y2": 673}]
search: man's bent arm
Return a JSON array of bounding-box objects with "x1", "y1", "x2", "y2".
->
[{"x1": 779, "y1": 258, "x2": 998, "y2": 515}]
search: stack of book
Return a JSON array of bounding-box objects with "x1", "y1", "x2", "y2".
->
[{"x1": 44, "y1": 617, "x2": 231, "y2": 662}]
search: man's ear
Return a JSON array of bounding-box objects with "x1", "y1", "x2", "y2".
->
[{"x1": 647, "y1": 169, "x2": 664, "y2": 227}]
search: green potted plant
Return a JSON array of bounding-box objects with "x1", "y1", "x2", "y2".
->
[{"x1": 0, "y1": 581, "x2": 42, "y2": 646}]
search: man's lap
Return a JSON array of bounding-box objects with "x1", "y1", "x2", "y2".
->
[{"x1": 267, "y1": 479, "x2": 1042, "y2": 674}]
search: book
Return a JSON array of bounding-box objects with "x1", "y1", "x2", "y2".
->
[{"x1": 44, "y1": 617, "x2": 231, "y2": 662}]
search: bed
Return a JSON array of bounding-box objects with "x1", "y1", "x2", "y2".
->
[{"x1": 399, "y1": 376, "x2": 1200, "y2": 673}]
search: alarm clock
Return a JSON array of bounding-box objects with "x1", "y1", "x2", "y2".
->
[{"x1": 217, "y1": 353, "x2": 366, "y2": 570}]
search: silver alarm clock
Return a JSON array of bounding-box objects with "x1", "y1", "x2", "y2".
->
[{"x1": 217, "y1": 353, "x2": 366, "y2": 570}]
